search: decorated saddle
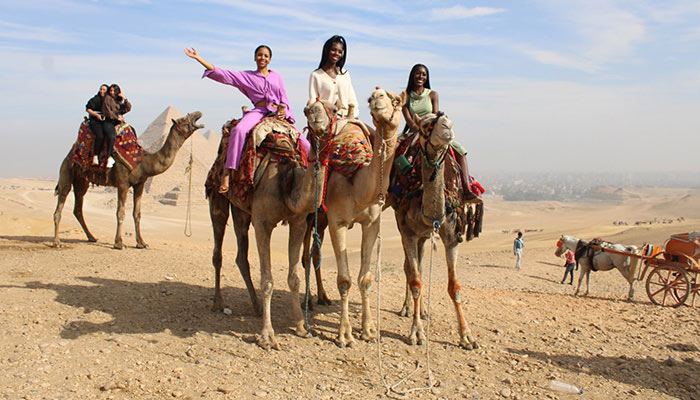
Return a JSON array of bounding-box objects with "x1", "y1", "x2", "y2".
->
[
  {"x1": 70, "y1": 119, "x2": 144, "y2": 185},
  {"x1": 327, "y1": 119, "x2": 373, "y2": 178},
  {"x1": 205, "y1": 116, "x2": 308, "y2": 203},
  {"x1": 389, "y1": 131, "x2": 484, "y2": 241}
]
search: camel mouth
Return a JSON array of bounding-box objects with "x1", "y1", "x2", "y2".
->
[{"x1": 188, "y1": 111, "x2": 204, "y2": 130}]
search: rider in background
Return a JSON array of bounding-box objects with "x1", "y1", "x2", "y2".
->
[
  {"x1": 101, "y1": 84, "x2": 131, "y2": 168},
  {"x1": 86, "y1": 84, "x2": 108, "y2": 165}
]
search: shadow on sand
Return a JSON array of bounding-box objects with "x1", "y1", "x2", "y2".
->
[
  {"x1": 2, "y1": 277, "x2": 352, "y2": 342},
  {"x1": 509, "y1": 348, "x2": 700, "y2": 399},
  {"x1": 0, "y1": 276, "x2": 406, "y2": 346}
]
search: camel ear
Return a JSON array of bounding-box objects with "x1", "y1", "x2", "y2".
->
[
  {"x1": 346, "y1": 103, "x2": 355, "y2": 119},
  {"x1": 399, "y1": 90, "x2": 408, "y2": 107},
  {"x1": 303, "y1": 99, "x2": 315, "y2": 117}
]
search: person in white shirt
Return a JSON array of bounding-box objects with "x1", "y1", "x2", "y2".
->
[{"x1": 308, "y1": 35, "x2": 359, "y2": 118}]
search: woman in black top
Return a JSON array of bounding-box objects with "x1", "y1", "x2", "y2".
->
[
  {"x1": 86, "y1": 84, "x2": 108, "y2": 165},
  {"x1": 101, "y1": 84, "x2": 131, "y2": 168}
]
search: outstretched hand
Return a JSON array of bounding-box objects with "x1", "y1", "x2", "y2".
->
[{"x1": 184, "y1": 47, "x2": 199, "y2": 59}]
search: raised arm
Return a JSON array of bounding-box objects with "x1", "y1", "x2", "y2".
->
[{"x1": 184, "y1": 47, "x2": 214, "y2": 71}]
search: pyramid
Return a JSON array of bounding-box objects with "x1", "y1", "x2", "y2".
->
[{"x1": 138, "y1": 106, "x2": 221, "y2": 205}]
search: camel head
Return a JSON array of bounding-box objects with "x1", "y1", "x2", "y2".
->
[
  {"x1": 304, "y1": 98, "x2": 337, "y2": 137},
  {"x1": 417, "y1": 113, "x2": 455, "y2": 151},
  {"x1": 368, "y1": 87, "x2": 406, "y2": 133},
  {"x1": 171, "y1": 111, "x2": 204, "y2": 140}
]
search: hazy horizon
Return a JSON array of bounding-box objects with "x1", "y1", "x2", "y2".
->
[{"x1": 2, "y1": 1, "x2": 700, "y2": 178}]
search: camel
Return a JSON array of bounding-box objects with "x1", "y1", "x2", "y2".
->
[
  {"x1": 53, "y1": 111, "x2": 204, "y2": 249},
  {"x1": 392, "y1": 113, "x2": 479, "y2": 349},
  {"x1": 206, "y1": 100, "x2": 333, "y2": 350},
  {"x1": 321, "y1": 88, "x2": 405, "y2": 347},
  {"x1": 556, "y1": 234, "x2": 640, "y2": 300}
]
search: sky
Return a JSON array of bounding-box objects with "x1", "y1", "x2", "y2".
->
[{"x1": 1, "y1": 0, "x2": 700, "y2": 178}]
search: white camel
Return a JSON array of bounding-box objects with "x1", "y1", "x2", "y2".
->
[{"x1": 556, "y1": 234, "x2": 640, "y2": 300}]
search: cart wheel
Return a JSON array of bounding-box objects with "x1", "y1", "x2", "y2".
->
[{"x1": 646, "y1": 264, "x2": 690, "y2": 307}]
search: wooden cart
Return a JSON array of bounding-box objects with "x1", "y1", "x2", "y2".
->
[{"x1": 637, "y1": 233, "x2": 700, "y2": 308}]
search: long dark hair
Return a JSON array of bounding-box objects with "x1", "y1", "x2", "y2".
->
[
  {"x1": 254, "y1": 44, "x2": 272, "y2": 58},
  {"x1": 109, "y1": 84, "x2": 121, "y2": 99},
  {"x1": 405, "y1": 63, "x2": 431, "y2": 94},
  {"x1": 317, "y1": 35, "x2": 347, "y2": 74},
  {"x1": 98, "y1": 84, "x2": 108, "y2": 95}
]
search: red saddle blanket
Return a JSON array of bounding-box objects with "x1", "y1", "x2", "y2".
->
[
  {"x1": 205, "y1": 116, "x2": 308, "y2": 203},
  {"x1": 328, "y1": 120, "x2": 372, "y2": 177},
  {"x1": 71, "y1": 120, "x2": 144, "y2": 171}
]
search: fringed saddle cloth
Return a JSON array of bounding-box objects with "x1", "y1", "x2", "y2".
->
[
  {"x1": 388, "y1": 131, "x2": 483, "y2": 241},
  {"x1": 205, "y1": 116, "x2": 307, "y2": 203},
  {"x1": 70, "y1": 119, "x2": 144, "y2": 185},
  {"x1": 327, "y1": 119, "x2": 373, "y2": 178}
]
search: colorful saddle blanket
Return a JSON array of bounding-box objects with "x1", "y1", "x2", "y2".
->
[
  {"x1": 205, "y1": 116, "x2": 307, "y2": 203},
  {"x1": 71, "y1": 119, "x2": 144, "y2": 171},
  {"x1": 328, "y1": 120, "x2": 372, "y2": 177}
]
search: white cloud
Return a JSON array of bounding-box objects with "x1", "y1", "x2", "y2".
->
[
  {"x1": 0, "y1": 20, "x2": 77, "y2": 43},
  {"x1": 429, "y1": 6, "x2": 506, "y2": 21},
  {"x1": 515, "y1": 46, "x2": 599, "y2": 73}
]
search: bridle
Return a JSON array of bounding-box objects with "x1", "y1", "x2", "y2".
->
[
  {"x1": 305, "y1": 98, "x2": 336, "y2": 163},
  {"x1": 420, "y1": 112, "x2": 449, "y2": 182}
]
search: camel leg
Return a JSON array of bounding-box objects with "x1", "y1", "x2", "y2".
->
[
  {"x1": 287, "y1": 217, "x2": 311, "y2": 338},
  {"x1": 400, "y1": 258, "x2": 412, "y2": 317},
  {"x1": 358, "y1": 218, "x2": 378, "y2": 342},
  {"x1": 53, "y1": 160, "x2": 73, "y2": 248},
  {"x1": 113, "y1": 185, "x2": 128, "y2": 249},
  {"x1": 252, "y1": 218, "x2": 279, "y2": 350},
  {"x1": 314, "y1": 215, "x2": 331, "y2": 305},
  {"x1": 328, "y1": 221, "x2": 354, "y2": 347},
  {"x1": 445, "y1": 239, "x2": 478, "y2": 349},
  {"x1": 400, "y1": 228, "x2": 425, "y2": 345},
  {"x1": 208, "y1": 192, "x2": 229, "y2": 312},
  {"x1": 400, "y1": 237, "x2": 427, "y2": 319},
  {"x1": 72, "y1": 178, "x2": 97, "y2": 243},
  {"x1": 231, "y1": 206, "x2": 260, "y2": 316},
  {"x1": 584, "y1": 269, "x2": 591, "y2": 296},
  {"x1": 132, "y1": 182, "x2": 148, "y2": 249}
]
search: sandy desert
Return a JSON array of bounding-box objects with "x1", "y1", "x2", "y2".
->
[{"x1": 1, "y1": 170, "x2": 699, "y2": 400}]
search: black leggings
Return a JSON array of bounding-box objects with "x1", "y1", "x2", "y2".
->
[
  {"x1": 101, "y1": 119, "x2": 118, "y2": 158},
  {"x1": 89, "y1": 120, "x2": 106, "y2": 158}
]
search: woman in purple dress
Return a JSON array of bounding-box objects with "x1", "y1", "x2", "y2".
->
[{"x1": 185, "y1": 45, "x2": 309, "y2": 192}]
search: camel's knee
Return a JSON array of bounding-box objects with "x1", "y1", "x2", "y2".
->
[
  {"x1": 409, "y1": 279, "x2": 422, "y2": 299},
  {"x1": 448, "y1": 282, "x2": 462, "y2": 302},
  {"x1": 337, "y1": 279, "x2": 351, "y2": 298},
  {"x1": 359, "y1": 273, "x2": 373, "y2": 292},
  {"x1": 261, "y1": 281, "x2": 273, "y2": 297}
]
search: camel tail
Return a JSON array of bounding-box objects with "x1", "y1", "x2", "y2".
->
[{"x1": 54, "y1": 183, "x2": 59, "y2": 196}]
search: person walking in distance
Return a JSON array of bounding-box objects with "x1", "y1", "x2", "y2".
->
[
  {"x1": 560, "y1": 249, "x2": 576, "y2": 284},
  {"x1": 513, "y1": 232, "x2": 524, "y2": 270}
]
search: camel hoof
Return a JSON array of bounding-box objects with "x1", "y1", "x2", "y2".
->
[
  {"x1": 361, "y1": 322, "x2": 377, "y2": 342},
  {"x1": 460, "y1": 339, "x2": 479, "y2": 350},
  {"x1": 211, "y1": 298, "x2": 224, "y2": 313},
  {"x1": 53, "y1": 242, "x2": 63, "y2": 249},
  {"x1": 113, "y1": 243, "x2": 124, "y2": 250},
  {"x1": 398, "y1": 305, "x2": 410, "y2": 317},
  {"x1": 317, "y1": 296, "x2": 332, "y2": 306},
  {"x1": 136, "y1": 243, "x2": 149, "y2": 249},
  {"x1": 88, "y1": 237, "x2": 97, "y2": 243},
  {"x1": 294, "y1": 326, "x2": 311, "y2": 338},
  {"x1": 257, "y1": 335, "x2": 280, "y2": 351}
]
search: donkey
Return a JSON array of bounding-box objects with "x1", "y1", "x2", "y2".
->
[{"x1": 556, "y1": 235, "x2": 641, "y2": 301}]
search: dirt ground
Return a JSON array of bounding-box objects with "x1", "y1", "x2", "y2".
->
[{"x1": 1, "y1": 178, "x2": 699, "y2": 400}]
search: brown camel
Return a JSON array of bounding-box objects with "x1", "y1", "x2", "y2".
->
[
  {"x1": 322, "y1": 88, "x2": 405, "y2": 347},
  {"x1": 52, "y1": 112, "x2": 204, "y2": 249},
  {"x1": 394, "y1": 113, "x2": 479, "y2": 349},
  {"x1": 206, "y1": 100, "x2": 333, "y2": 350}
]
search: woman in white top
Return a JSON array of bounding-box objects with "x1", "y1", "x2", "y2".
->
[{"x1": 308, "y1": 35, "x2": 359, "y2": 118}]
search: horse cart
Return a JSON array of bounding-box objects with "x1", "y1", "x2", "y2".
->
[{"x1": 636, "y1": 233, "x2": 700, "y2": 308}]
